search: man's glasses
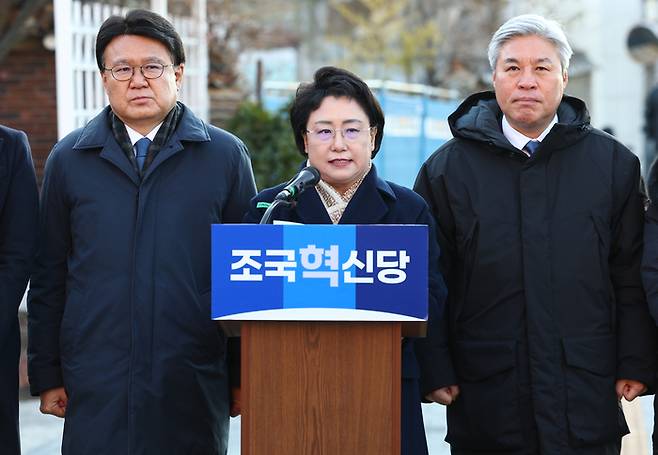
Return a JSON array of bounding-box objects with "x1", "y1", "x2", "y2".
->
[
  {"x1": 103, "y1": 63, "x2": 176, "y2": 81},
  {"x1": 305, "y1": 126, "x2": 374, "y2": 143}
]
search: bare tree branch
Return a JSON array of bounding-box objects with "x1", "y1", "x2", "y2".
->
[
  {"x1": 0, "y1": 0, "x2": 14, "y2": 33},
  {"x1": 0, "y1": 0, "x2": 50, "y2": 63}
]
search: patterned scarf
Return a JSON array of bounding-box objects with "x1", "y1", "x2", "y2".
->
[
  {"x1": 315, "y1": 162, "x2": 372, "y2": 224},
  {"x1": 109, "y1": 101, "x2": 182, "y2": 177}
]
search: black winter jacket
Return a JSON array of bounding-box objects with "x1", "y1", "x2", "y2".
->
[{"x1": 414, "y1": 91, "x2": 656, "y2": 454}]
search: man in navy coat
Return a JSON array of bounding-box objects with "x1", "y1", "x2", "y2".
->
[
  {"x1": 27, "y1": 10, "x2": 256, "y2": 454},
  {"x1": 0, "y1": 124, "x2": 38, "y2": 455}
]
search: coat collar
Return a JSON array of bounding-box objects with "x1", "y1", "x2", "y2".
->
[
  {"x1": 293, "y1": 164, "x2": 396, "y2": 224},
  {"x1": 71, "y1": 103, "x2": 210, "y2": 184},
  {"x1": 449, "y1": 91, "x2": 591, "y2": 153},
  {"x1": 72, "y1": 103, "x2": 209, "y2": 149}
]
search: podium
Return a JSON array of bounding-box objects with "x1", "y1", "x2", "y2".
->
[{"x1": 212, "y1": 224, "x2": 428, "y2": 454}]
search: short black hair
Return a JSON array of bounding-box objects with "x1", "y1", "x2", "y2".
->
[
  {"x1": 289, "y1": 66, "x2": 385, "y2": 157},
  {"x1": 95, "y1": 9, "x2": 185, "y2": 71}
]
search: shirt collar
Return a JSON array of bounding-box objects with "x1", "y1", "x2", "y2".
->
[
  {"x1": 502, "y1": 114, "x2": 558, "y2": 151},
  {"x1": 125, "y1": 123, "x2": 163, "y2": 146}
]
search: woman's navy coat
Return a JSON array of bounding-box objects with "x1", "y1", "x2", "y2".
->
[
  {"x1": 245, "y1": 165, "x2": 451, "y2": 455},
  {"x1": 27, "y1": 105, "x2": 256, "y2": 454},
  {"x1": 0, "y1": 125, "x2": 38, "y2": 454}
]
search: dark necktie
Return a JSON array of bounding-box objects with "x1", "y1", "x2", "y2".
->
[
  {"x1": 524, "y1": 140, "x2": 540, "y2": 156},
  {"x1": 135, "y1": 137, "x2": 151, "y2": 172}
]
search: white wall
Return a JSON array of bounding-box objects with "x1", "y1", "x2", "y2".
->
[{"x1": 565, "y1": 0, "x2": 645, "y2": 161}]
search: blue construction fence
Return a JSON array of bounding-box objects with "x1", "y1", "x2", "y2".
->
[{"x1": 262, "y1": 81, "x2": 460, "y2": 189}]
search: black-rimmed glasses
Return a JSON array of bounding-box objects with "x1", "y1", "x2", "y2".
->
[{"x1": 103, "y1": 63, "x2": 176, "y2": 81}]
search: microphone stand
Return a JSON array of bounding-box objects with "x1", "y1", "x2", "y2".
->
[
  {"x1": 259, "y1": 165, "x2": 320, "y2": 224},
  {"x1": 259, "y1": 199, "x2": 293, "y2": 224}
]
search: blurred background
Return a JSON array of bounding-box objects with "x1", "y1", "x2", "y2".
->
[{"x1": 3, "y1": 0, "x2": 658, "y2": 453}]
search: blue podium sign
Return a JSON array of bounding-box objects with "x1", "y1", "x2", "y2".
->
[{"x1": 211, "y1": 224, "x2": 428, "y2": 321}]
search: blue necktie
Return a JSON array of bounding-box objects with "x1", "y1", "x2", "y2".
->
[
  {"x1": 524, "y1": 140, "x2": 540, "y2": 156},
  {"x1": 135, "y1": 137, "x2": 151, "y2": 172}
]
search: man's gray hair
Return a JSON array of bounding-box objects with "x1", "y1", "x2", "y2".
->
[{"x1": 488, "y1": 14, "x2": 573, "y2": 74}]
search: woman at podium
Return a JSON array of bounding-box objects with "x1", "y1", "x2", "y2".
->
[{"x1": 244, "y1": 66, "x2": 455, "y2": 455}]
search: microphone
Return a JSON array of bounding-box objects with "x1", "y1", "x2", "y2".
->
[{"x1": 274, "y1": 166, "x2": 321, "y2": 202}]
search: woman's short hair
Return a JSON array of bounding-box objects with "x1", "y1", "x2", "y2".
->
[
  {"x1": 96, "y1": 9, "x2": 186, "y2": 71},
  {"x1": 488, "y1": 14, "x2": 572, "y2": 75},
  {"x1": 289, "y1": 66, "x2": 385, "y2": 157}
]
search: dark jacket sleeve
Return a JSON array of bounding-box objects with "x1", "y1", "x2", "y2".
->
[
  {"x1": 614, "y1": 152, "x2": 656, "y2": 386},
  {"x1": 222, "y1": 137, "x2": 257, "y2": 224},
  {"x1": 242, "y1": 183, "x2": 289, "y2": 225},
  {"x1": 413, "y1": 160, "x2": 458, "y2": 393},
  {"x1": 221, "y1": 138, "x2": 257, "y2": 388},
  {"x1": 225, "y1": 190, "x2": 280, "y2": 388},
  {"x1": 412, "y1": 202, "x2": 457, "y2": 395},
  {"x1": 243, "y1": 197, "x2": 265, "y2": 224},
  {"x1": 645, "y1": 85, "x2": 658, "y2": 142},
  {"x1": 414, "y1": 160, "x2": 457, "y2": 291},
  {"x1": 27, "y1": 144, "x2": 71, "y2": 395},
  {"x1": 646, "y1": 156, "x2": 658, "y2": 204},
  {"x1": 0, "y1": 128, "x2": 38, "y2": 344},
  {"x1": 643, "y1": 202, "x2": 658, "y2": 324}
]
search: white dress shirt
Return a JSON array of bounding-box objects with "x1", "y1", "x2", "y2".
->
[
  {"x1": 502, "y1": 114, "x2": 558, "y2": 156},
  {"x1": 125, "y1": 123, "x2": 163, "y2": 155}
]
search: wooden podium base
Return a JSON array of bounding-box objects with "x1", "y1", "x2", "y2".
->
[{"x1": 241, "y1": 321, "x2": 401, "y2": 455}]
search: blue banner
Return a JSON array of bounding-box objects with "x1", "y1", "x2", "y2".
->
[{"x1": 211, "y1": 224, "x2": 428, "y2": 321}]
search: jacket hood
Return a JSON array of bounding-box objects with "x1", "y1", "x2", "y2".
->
[{"x1": 448, "y1": 91, "x2": 591, "y2": 151}]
